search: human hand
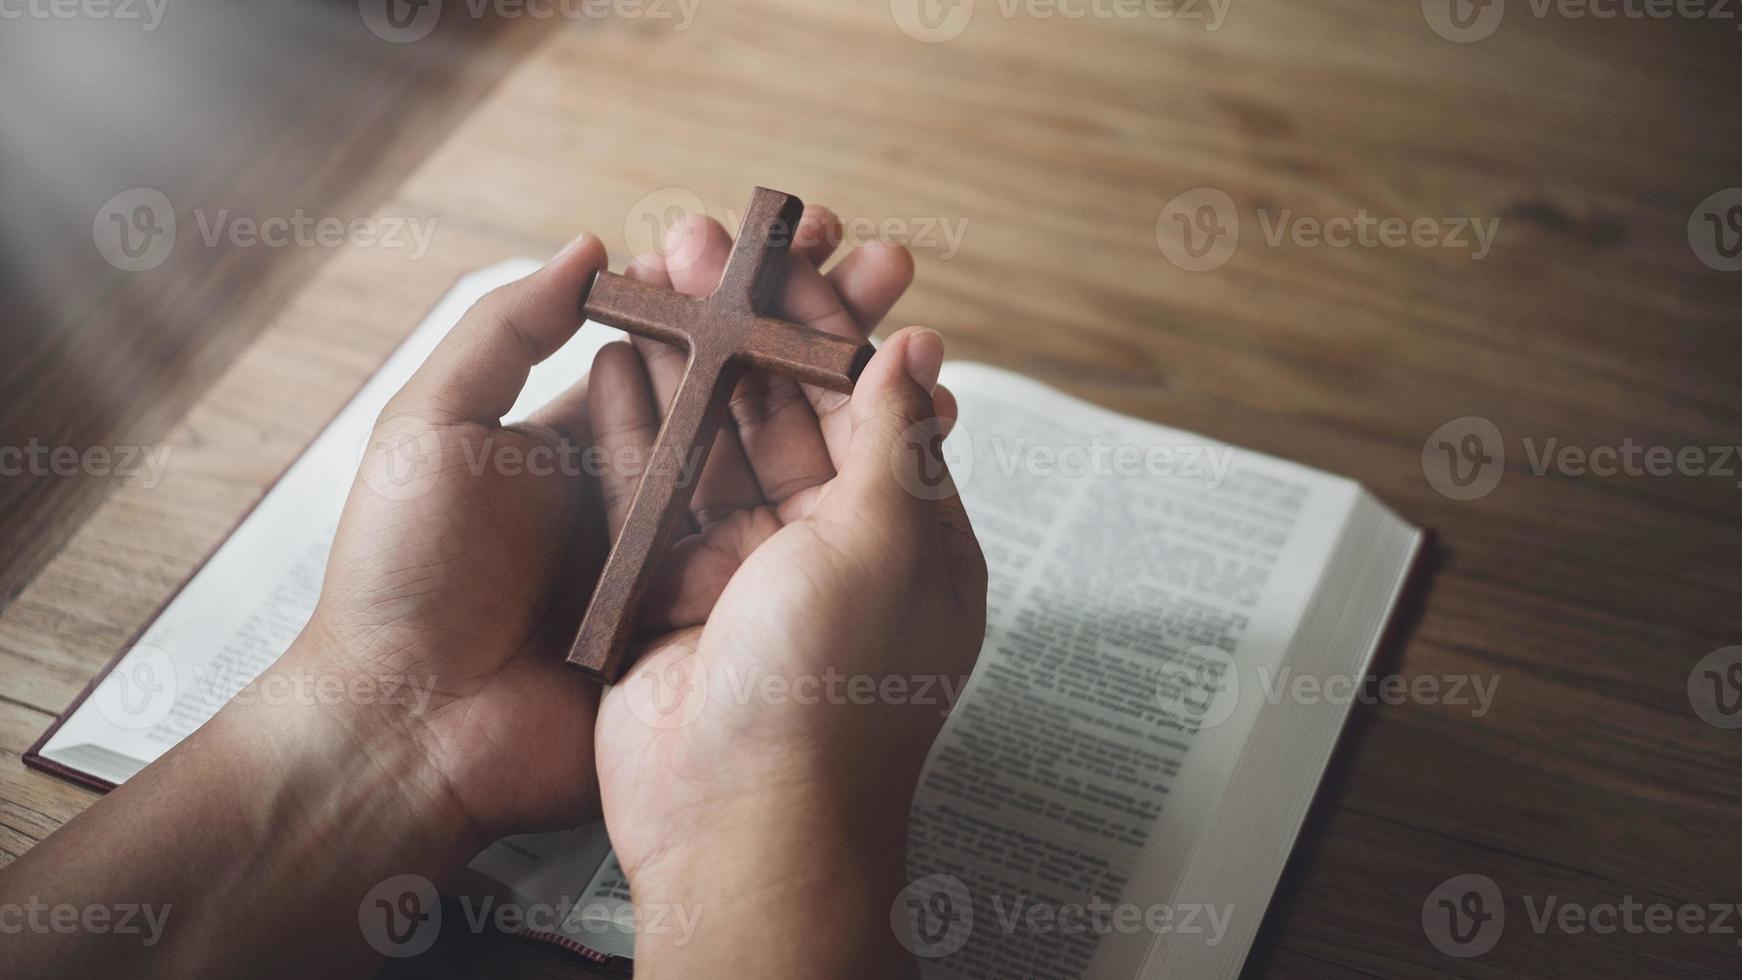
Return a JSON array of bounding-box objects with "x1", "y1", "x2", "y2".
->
[
  {"x1": 284, "y1": 236, "x2": 614, "y2": 841},
  {"x1": 585, "y1": 210, "x2": 988, "y2": 975},
  {"x1": 0, "y1": 237, "x2": 626, "y2": 980}
]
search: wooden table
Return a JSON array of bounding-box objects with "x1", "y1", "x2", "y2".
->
[{"x1": 4, "y1": 2, "x2": 1740, "y2": 976}]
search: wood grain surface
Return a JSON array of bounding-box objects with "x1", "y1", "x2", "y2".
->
[{"x1": 3, "y1": 1, "x2": 1740, "y2": 977}]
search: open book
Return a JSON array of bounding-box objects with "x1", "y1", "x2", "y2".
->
[{"x1": 28, "y1": 260, "x2": 1424, "y2": 978}]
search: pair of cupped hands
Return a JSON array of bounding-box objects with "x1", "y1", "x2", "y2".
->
[{"x1": 289, "y1": 207, "x2": 986, "y2": 932}]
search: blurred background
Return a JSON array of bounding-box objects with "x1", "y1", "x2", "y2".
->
[
  {"x1": 0, "y1": 3, "x2": 547, "y2": 602},
  {"x1": 3, "y1": 1, "x2": 1740, "y2": 975}
]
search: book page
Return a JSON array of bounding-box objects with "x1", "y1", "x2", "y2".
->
[
  {"x1": 539, "y1": 851, "x2": 639, "y2": 959},
  {"x1": 904, "y1": 364, "x2": 1358, "y2": 980}
]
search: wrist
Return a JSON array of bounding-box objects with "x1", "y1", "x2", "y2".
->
[
  {"x1": 625, "y1": 781, "x2": 917, "y2": 979},
  {"x1": 218, "y1": 631, "x2": 486, "y2": 872}
]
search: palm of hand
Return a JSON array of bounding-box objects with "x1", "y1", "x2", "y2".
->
[{"x1": 319, "y1": 412, "x2": 607, "y2": 834}]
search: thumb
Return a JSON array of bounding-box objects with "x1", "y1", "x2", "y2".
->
[{"x1": 829, "y1": 327, "x2": 955, "y2": 525}]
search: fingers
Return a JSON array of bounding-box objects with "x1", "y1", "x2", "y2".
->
[
  {"x1": 524, "y1": 375, "x2": 591, "y2": 447},
  {"x1": 829, "y1": 327, "x2": 949, "y2": 527},
  {"x1": 932, "y1": 382, "x2": 960, "y2": 436},
  {"x1": 826, "y1": 241, "x2": 914, "y2": 344},
  {"x1": 818, "y1": 327, "x2": 986, "y2": 601},
  {"x1": 798, "y1": 241, "x2": 916, "y2": 460},
  {"x1": 630, "y1": 232, "x2": 766, "y2": 525},
  {"x1": 389, "y1": 234, "x2": 607, "y2": 426},
  {"x1": 792, "y1": 204, "x2": 844, "y2": 269},
  {"x1": 731, "y1": 215, "x2": 914, "y2": 506},
  {"x1": 587, "y1": 341, "x2": 663, "y2": 539},
  {"x1": 520, "y1": 375, "x2": 598, "y2": 525}
]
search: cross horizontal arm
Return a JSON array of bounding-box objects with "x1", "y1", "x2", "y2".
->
[
  {"x1": 582, "y1": 270, "x2": 702, "y2": 349},
  {"x1": 742, "y1": 315, "x2": 876, "y2": 393}
]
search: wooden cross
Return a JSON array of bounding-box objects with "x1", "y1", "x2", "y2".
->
[{"x1": 566, "y1": 187, "x2": 877, "y2": 683}]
